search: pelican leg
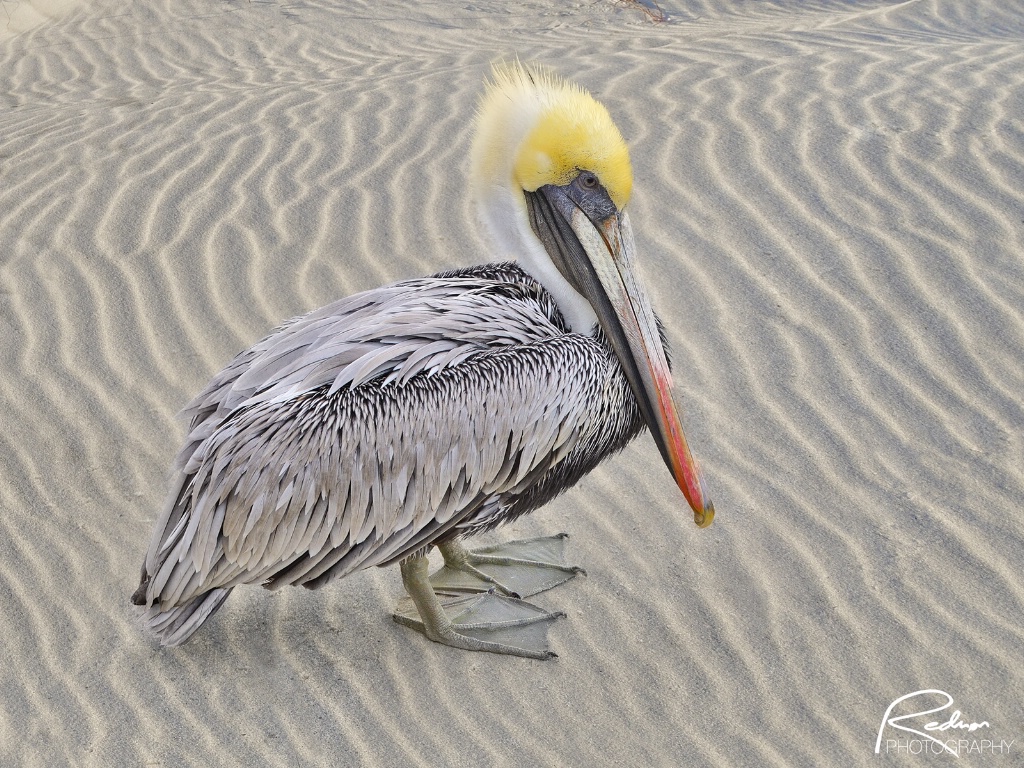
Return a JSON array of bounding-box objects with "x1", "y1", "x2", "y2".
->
[
  {"x1": 430, "y1": 533, "x2": 585, "y2": 598},
  {"x1": 394, "y1": 555, "x2": 562, "y2": 660}
]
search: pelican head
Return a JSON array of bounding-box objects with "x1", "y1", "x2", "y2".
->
[{"x1": 470, "y1": 62, "x2": 714, "y2": 527}]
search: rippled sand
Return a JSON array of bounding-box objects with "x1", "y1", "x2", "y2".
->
[{"x1": 2, "y1": 0, "x2": 1023, "y2": 764}]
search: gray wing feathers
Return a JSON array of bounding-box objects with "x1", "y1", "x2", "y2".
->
[
  {"x1": 183, "y1": 279, "x2": 559, "y2": 423},
  {"x1": 141, "y1": 274, "x2": 600, "y2": 612},
  {"x1": 142, "y1": 588, "x2": 232, "y2": 647}
]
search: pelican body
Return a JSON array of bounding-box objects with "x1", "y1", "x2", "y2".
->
[{"x1": 132, "y1": 64, "x2": 712, "y2": 658}]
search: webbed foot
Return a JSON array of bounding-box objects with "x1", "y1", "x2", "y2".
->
[
  {"x1": 430, "y1": 534, "x2": 585, "y2": 598},
  {"x1": 394, "y1": 555, "x2": 563, "y2": 660}
]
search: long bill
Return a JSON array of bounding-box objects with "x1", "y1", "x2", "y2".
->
[{"x1": 527, "y1": 186, "x2": 714, "y2": 527}]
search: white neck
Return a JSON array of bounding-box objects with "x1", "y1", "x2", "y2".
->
[
  {"x1": 475, "y1": 185, "x2": 598, "y2": 335},
  {"x1": 469, "y1": 69, "x2": 599, "y2": 334}
]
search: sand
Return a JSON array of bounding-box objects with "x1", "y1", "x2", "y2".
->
[
  {"x1": 2, "y1": 0, "x2": 1023, "y2": 765},
  {"x1": 1, "y1": 0, "x2": 83, "y2": 43}
]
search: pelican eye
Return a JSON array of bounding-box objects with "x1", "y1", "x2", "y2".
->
[{"x1": 566, "y1": 171, "x2": 617, "y2": 223}]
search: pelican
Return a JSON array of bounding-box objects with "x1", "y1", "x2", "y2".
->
[{"x1": 131, "y1": 62, "x2": 713, "y2": 660}]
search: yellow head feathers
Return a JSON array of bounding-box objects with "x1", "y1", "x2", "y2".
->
[{"x1": 472, "y1": 62, "x2": 633, "y2": 210}]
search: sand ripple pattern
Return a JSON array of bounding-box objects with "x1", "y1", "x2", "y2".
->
[{"x1": 2, "y1": 0, "x2": 1023, "y2": 765}]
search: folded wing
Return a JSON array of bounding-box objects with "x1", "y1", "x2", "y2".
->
[{"x1": 138, "y1": 265, "x2": 609, "y2": 611}]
